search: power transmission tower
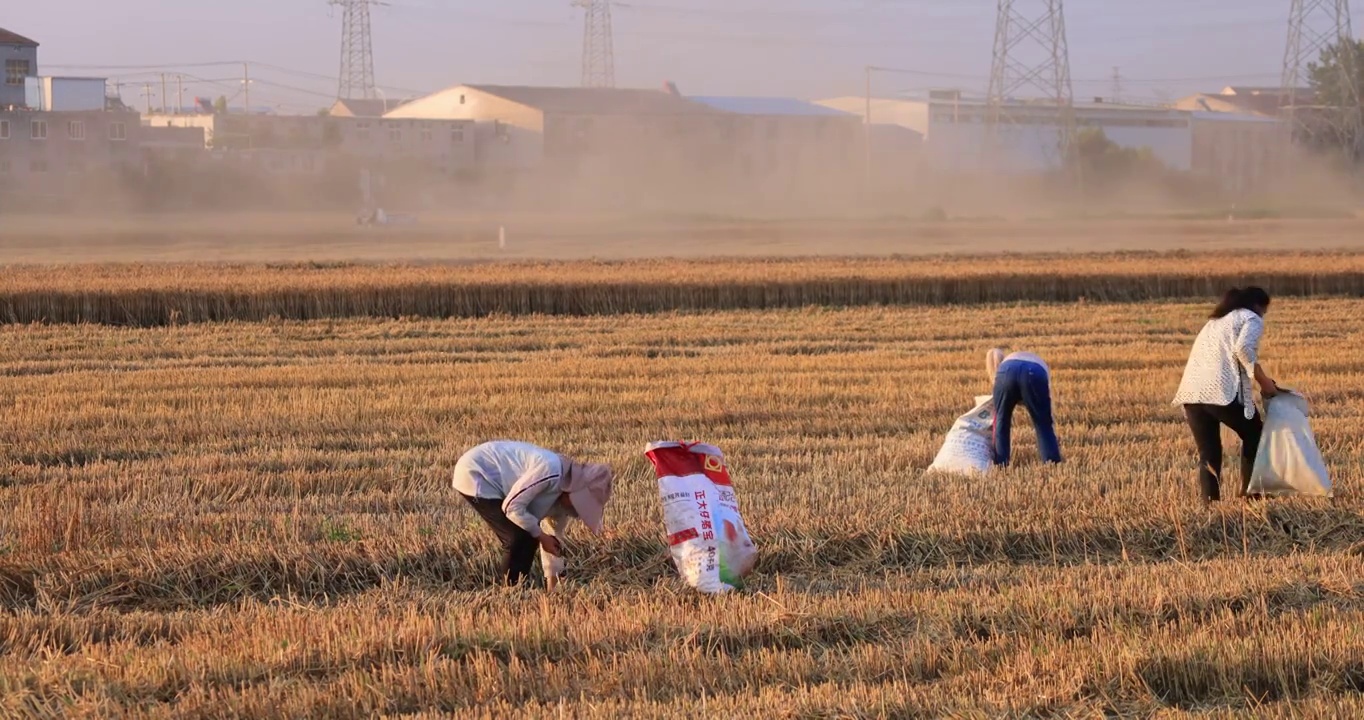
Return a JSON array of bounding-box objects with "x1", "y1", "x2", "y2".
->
[
  {"x1": 1281, "y1": 0, "x2": 1363, "y2": 159},
  {"x1": 332, "y1": 0, "x2": 379, "y2": 99},
  {"x1": 985, "y1": 0, "x2": 1075, "y2": 170},
  {"x1": 573, "y1": 0, "x2": 615, "y2": 88}
]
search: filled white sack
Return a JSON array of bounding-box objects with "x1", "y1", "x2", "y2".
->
[
  {"x1": 1248, "y1": 391, "x2": 1332, "y2": 497},
  {"x1": 646, "y1": 441, "x2": 758, "y2": 594},
  {"x1": 928, "y1": 395, "x2": 995, "y2": 476}
]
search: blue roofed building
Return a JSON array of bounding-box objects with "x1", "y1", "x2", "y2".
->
[
  {"x1": 686, "y1": 95, "x2": 865, "y2": 205},
  {"x1": 688, "y1": 96, "x2": 856, "y2": 118}
]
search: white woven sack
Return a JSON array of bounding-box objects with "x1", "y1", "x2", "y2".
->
[
  {"x1": 928, "y1": 395, "x2": 995, "y2": 476},
  {"x1": 1248, "y1": 392, "x2": 1332, "y2": 498}
]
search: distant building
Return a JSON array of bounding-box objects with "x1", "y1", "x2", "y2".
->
[
  {"x1": 688, "y1": 96, "x2": 863, "y2": 200},
  {"x1": 818, "y1": 90, "x2": 1288, "y2": 195},
  {"x1": 141, "y1": 111, "x2": 475, "y2": 177},
  {"x1": 383, "y1": 84, "x2": 867, "y2": 209},
  {"x1": 384, "y1": 83, "x2": 725, "y2": 178},
  {"x1": 327, "y1": 97, "x2": 412, "y2": 118},
  {"x1": 819, "y1": 93, "x2": 1194, "y2": 174},
  {"x1": 139, "y1": 124, "x2": 207, "y2": 160},
  {"x1": 25, "y1": 76, "x2": 107, "y2": 112},
  {"x1": 0, "y1": 108, "x2": 141, "y2": 200},
  {"x1": 0, "y1": 27, "x2": 39, "y2": 109},
  {"x1": 1174, "y1": 86, "x2": 1313, "y2": 117},
  {"x1": 1170, "y1": 86, "x2": 1296, "y2": 194},
  {"x1": 1190, "y1": 111, "x2": 1286, "y2": 195}
]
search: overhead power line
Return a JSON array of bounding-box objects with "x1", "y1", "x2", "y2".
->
[
  {"x1": 383, "y1": 1, "x2": 570, "y2": 27},
  {"x1": 45, "y1": 61, "x2": 425, "y2": 95},
  {"x1": 866, "y1": 63, "x2": 1277, "y2": 85},
  {"x1": 247, "y1": 78, "x2": 338, "y2": 99},
  {"x1": 44, "y1": 61, "x2": 246, "y2": 70}
]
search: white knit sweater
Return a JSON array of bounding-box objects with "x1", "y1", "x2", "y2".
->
[{"x1": 1172, "y1": 308, "x2": 1264, "y2": 419}]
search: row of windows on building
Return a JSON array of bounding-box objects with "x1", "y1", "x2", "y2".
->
[
  {"x1": 0, "y1": 157, "x2": 103, "y2": 174},
  {"x1": 4, "y1": 60, "x2": 30, "y2": 86},
  {"x1": 352, "y1": 121, "x2": 466, "y2": 144},
  {"x1": 0, "y1": 118, "x2": 128, "y2": 141},
  {"x1": 344, "y1": 122, "x2": 514, "y2": 145},
  {"x1": 928, "y1": 112, "x2": 1191, "y2": 129}
]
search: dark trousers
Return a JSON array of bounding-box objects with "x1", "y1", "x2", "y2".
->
[
  {"x1": 461, "y1": 494, "x2": 539, "y2": 586},
  {"x1": 992, "y1": 360, "x2": 1063, "y2": 466},
  {"x1": 1183, "y1": 402, "x2": 1264, "y2": 502}
]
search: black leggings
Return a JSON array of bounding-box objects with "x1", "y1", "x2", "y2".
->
[
  {"x1": 461, "y1": 494, "x2": 539, "y2": 586},
  {"x1": 1183, "y1": 402, "x2": 1264, "y2": 502}
]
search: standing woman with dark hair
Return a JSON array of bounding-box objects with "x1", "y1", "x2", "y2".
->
[{"x1": 1173, "y1": 287, "x2": 1279, "y2": 503}]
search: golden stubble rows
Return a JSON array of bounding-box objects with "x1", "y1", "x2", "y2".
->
[{"x1": 2, "y1": 299, "x2": 1364, "y2": 716}]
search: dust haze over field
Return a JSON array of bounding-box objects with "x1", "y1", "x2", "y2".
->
[
  {"x1": 3, "y1": 213, "x2": 1364, "y2": 265},
  {"x1": 5, "y1": 127, "x2": 1364, "y2": 264}
]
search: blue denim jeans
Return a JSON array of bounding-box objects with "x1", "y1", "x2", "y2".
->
[{"x1": 992, "y1": 359, "x2": 1062, "y2": 466}]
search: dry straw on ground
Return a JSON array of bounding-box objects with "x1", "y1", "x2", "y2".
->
[
  {"x1": 5, "y1": 251, "x2": 1364, "y2": 326},
  {"x1": 1, "y1": 295, "x2": 1362, "y2": 717}
]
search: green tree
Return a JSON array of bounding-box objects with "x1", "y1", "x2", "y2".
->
[
  {"x1": 1307, "y1": 39, "x2": 1364, "y2": 109},
  {"x1": 1305, "y1": 38, "x2": 1364, "y2": 159},
  {"x1": 1066, "y1": 128, "x2": 1163, "y2": 183},
  {"x1": 213, "y1": 95, "x2": 229, "y2": 115}
]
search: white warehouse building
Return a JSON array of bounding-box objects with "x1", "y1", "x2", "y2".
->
[
  {"x1": 818, "y1": 91, "x2": 1193, "y2": 174},
  {"x1": 24, "y1": 76, "x2": 108, "y2": 112}
]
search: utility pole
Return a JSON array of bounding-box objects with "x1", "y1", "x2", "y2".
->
[
  {"x1": 160, "y1": 73, "x2": 168, "y2": 114},
  {"x1": 864, "y1": 66, "x2": 873, "y2": 188},
  {"x1": 1281, "y1": 0, "x2": 1362, "y2": 161},
  {"x1": 573, "y1": 0, "x2": 616, "y2": 88},
  {"x1": 1111, "y1": 66, "x2": 1122, "y2": 103},
  {"x1": 177, "y1": 74, "x2": 184, "y2": 115},
  {"x1": 141, "y1": 83, "x2": 153, "y2": 114},
  {"x1": 331, "y1": 0, "x2": 379, "y2": 99},
  {"x1": 243, "y1": 62, "x2": 251, "y2": 114},
  {"x1": 986, "y1": 0, "x2": 1076, "y2": 173}
]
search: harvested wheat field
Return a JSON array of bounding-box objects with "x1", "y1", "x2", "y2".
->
[{"x1": 1, "y1": 278, "x2": 1363, "y2": 718}]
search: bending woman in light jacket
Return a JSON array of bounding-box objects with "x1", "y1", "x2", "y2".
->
[
  {"x1": 453, "y1": 440, "x2": 614, "y2": 588},
  {"x1": 1172, "y1": 287, "x2": 1279, "y2": 503}
]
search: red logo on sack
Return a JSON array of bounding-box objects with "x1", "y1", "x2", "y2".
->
[
  {"x1": 702, "y1": 454, "x2": 732, "y2": 487},
  {"x1": 667, "y1": 528, "x2": 699, "y2": 546}
]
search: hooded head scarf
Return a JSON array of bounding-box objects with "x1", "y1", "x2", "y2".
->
[{"x1": 561, "y1": 460, "x2": 613, "y2": 535}]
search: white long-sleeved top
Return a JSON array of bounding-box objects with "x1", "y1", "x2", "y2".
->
[
  {"x1": 453, "y1": 441, "x2": 574, "y2": 578},
  {"x1": 1172, "y1": 308, "x2": 1264, "y2": 419}
]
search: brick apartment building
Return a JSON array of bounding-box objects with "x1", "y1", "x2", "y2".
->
[{"x1": 0, "y1": 108, "x2": 144, "y2": 200}]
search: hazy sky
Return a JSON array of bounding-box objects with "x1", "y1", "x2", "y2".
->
[{"x1": 5, "y1": 0, "x2": 1356, "y2": 112}]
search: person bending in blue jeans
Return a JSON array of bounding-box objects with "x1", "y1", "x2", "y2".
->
[{"x1": 987, "y1": 348, "x2": 1062, "y2": 466}]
